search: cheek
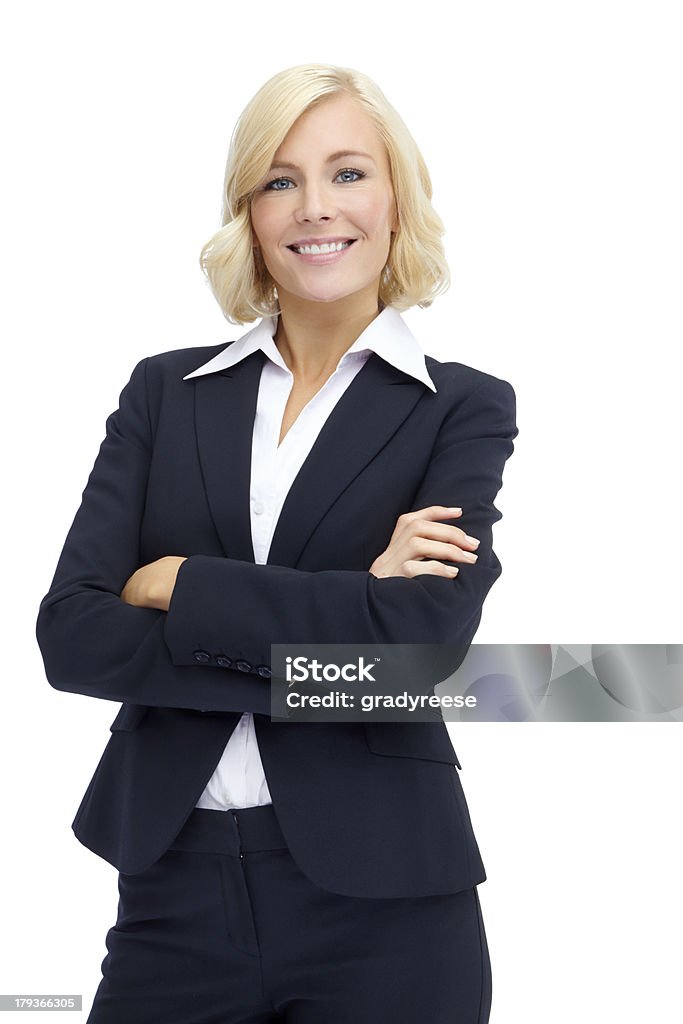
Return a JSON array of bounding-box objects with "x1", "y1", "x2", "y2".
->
[
  {"x1": 250, "y1": 205, "x2": 280, "y2": 247},
  {"x1": 355, "y1": 195, "x2": 396, "y2": 236}
]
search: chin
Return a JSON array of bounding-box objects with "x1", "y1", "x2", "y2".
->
[{"x1": 286, "y1": 284, "x2": 356, "y2": 305}]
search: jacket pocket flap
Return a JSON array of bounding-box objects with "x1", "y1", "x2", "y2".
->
[
  {"x1": 364, "y1": 721, "x2": 461, "y2": 768},
  {"x1": 109, "y1": 703, "x2": 149, "y2": 732}
]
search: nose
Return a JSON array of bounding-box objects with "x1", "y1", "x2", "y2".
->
[{"x1": 296, "y1": 181, "x2": 336, "y2": 224}]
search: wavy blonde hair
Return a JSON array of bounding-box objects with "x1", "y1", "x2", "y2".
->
[{"x1": 199, "y1": 63, "x2": 450, "y2": 324}]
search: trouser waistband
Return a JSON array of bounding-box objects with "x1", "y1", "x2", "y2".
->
[{"x1": 168, "y1": 804, "x2": 288, "y2": 857}]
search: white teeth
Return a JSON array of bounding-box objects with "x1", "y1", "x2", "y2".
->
[{"x1": 293, "y1": 240, "x2": 352, "y2": 255}]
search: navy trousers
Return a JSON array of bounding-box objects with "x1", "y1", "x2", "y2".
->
[{"x1": 87, "y1": 803, "x2": 492, "y2": 1023}]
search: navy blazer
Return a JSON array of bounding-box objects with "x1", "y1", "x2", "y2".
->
[{"x1": 35, "y1": 341, "x2": 518, "y2": 899}]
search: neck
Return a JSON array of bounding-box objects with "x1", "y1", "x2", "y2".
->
[{"x1": 273, "y1": 287, "x2": 384, "y2": 384}]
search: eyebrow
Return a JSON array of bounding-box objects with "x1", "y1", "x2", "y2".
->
[{"x1": 268, "y1": 150, "x2": 376, "y2": 171}]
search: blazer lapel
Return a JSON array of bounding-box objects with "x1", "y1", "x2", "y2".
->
[{"x1": 189, "y1": 348, "x2": 427, "y2": 569}]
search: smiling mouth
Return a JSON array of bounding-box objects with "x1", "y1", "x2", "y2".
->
[{"x1": 286, "y1": 239, "x2": 357, "y2": 254}]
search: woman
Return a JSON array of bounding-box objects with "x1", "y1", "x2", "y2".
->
[{"x1": 36, "y1": 63, "x2": 517, "y2": 1023}]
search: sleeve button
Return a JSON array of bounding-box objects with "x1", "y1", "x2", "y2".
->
[
  {"x1": 215, "y1": 655, "x2": 233, "y2": 668},
  {"x1": 255, "y1": 664, "x2": 272, "y2": 678},
  {"x1": 234, "y1": 659, "x2": 252, "y2": 673},
  {"x1": 193, "y1": 649, "x2": 211, "y2": 664}
]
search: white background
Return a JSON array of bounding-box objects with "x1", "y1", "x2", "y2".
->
[{"x1": 1, "y1": 1, "x2": 682, "y2": 1020}]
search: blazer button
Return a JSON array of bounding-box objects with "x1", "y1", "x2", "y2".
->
[
  {"x1": 214, "y1": 655, "x2": 233, "y2": 668},
  {"x1": 234, "y1": 659, "x2": 252, "y2": 673},
  {"x1": 193, "y1": 649, "x2": 211, "y2": 664},
  {"x1": 254, "y1": 664, "x2": 272, "y2": 678}
]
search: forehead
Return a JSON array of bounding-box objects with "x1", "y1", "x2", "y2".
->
[{"x1": 273, "y1": 94, "x2": 386, "y2": 164}]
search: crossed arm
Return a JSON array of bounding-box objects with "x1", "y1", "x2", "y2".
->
[
  {"x1": 121, "y1": 499, "x2": 481, "y2": 613},
  {"x1": 35, "y1": 356, "x2": 517, "y2": 714}
]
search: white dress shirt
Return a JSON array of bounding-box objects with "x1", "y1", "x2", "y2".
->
[{"x1": 181, "y1": 304, "x2": 437, "y2": 810}]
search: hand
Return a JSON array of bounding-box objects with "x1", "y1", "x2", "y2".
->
[
  {"x1": 368, "y1": 506, "x2": 480, "y2": 580},
  {"x1": 120, "y1": 556, "x2": 188, "y2": 612}
]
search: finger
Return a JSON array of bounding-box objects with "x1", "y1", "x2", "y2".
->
[
  {"x1": 404, "y1": 559, "x2": 460, "y2": 579},
  {"x1": 408, "y1": 520, "x2": 481, "y2": 550},
  {"x1": 405, "y1": 536, "x2": 478, "y2": 565},
  {"x1": 399, "y1": 505, "x2": 463, "y2": 526}
]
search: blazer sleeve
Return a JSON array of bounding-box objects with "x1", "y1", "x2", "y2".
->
[
  {"x1": 35, "y1": 357, "x2": 272, "y2": 714},
  {"x1": 162, "y1": 376, "x2": 518, "y2": 691}
]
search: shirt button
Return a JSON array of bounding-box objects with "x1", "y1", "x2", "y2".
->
[{"x1": 253, "y1": 501, "x2": 264, "y2": 515}]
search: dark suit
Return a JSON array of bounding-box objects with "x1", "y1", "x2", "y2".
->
[{"x1": 36, "y1": 342, "x2": 517, "y2": 902}]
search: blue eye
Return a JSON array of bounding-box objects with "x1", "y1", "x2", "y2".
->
[
  {"x1": 262, "y1": 168, "x2": 366, "y2": 191},
  {"x1": 265, "y1": 178, "x2": 291, "y2": 192}
]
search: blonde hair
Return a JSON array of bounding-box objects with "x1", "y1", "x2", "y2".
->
[{"x1": 199, "y1": 63, "x2": 450, "y2": 324}]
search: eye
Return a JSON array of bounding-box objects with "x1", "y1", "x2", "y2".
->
[
  {"x1": 262, "y1": 177, "x2": 293, "y2": 192},
  {"x1": 337, "y1": 168, "x2": 365, "y2": 183},
  {"x1": 261, "y1": 168, "x2": 366, "y2": 191}
]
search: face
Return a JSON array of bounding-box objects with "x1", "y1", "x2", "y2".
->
[{"x1": 249, "y1": 93, "x2": 398, "y2": 308}]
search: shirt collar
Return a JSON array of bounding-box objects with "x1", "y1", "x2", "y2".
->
[{"x1": 182, "y1": 305, "x2": 437, "y2": 393}]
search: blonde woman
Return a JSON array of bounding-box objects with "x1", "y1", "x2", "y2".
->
[{"x1": 37, "y1": 63, "x2": 517, "y2": 1023}]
